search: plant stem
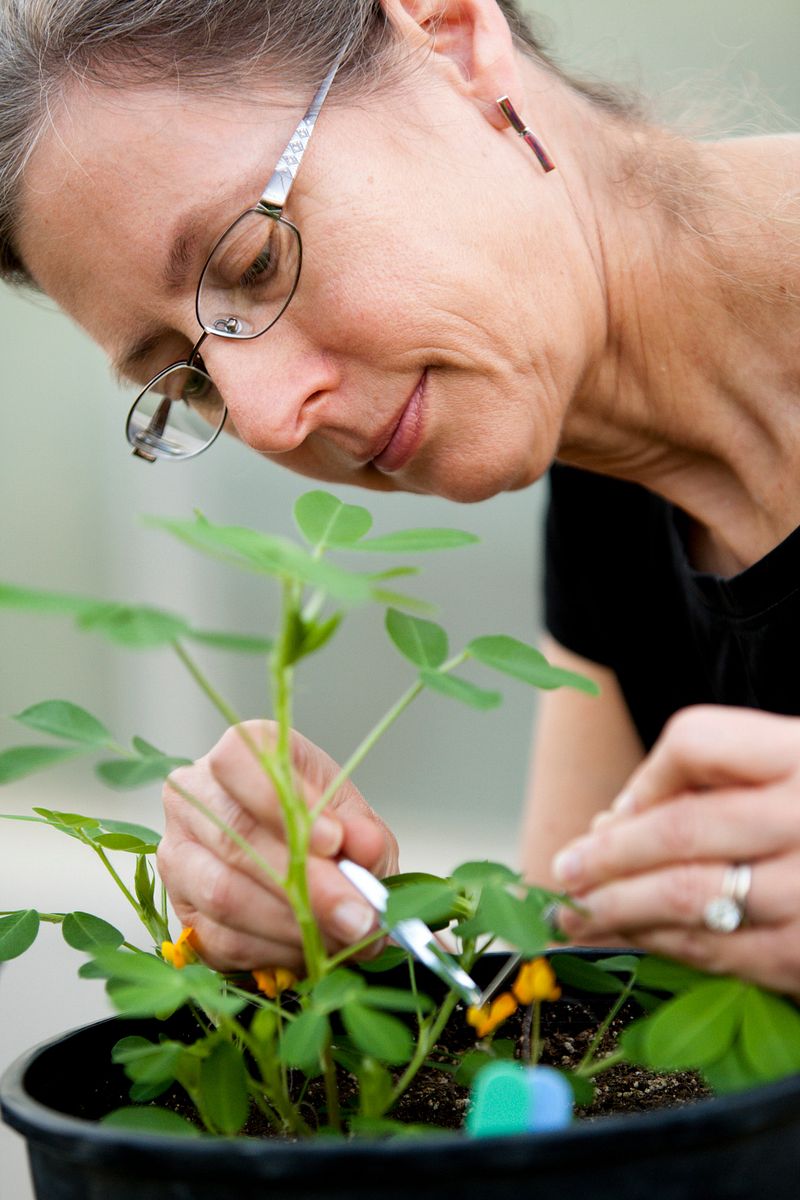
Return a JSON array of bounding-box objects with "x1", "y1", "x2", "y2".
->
[
  {"x1": 576, "y1": 977, "x2": 635, "y2": 1073},
  {"x1": 172, "y1": 641, "x2": 247, "y2": 732},
  {"x1": 311, "y1": 680, "x2": 424, "y2": 818},
  {"x1": 321, "y1": 1039, "x2": 342, "y2": 1133},
  {"x1": 167, "y1": 777, "x2": 283, "y2": 889},
  {"x1": 578, "y1": 1047, "x2": 627, "y2": 1079},
  {"x1": 388, "y1": 989, "x2": 461, "y2": 1110}
]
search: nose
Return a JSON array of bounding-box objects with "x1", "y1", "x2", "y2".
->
[{"x1": 199, "y1": 327, "x2": 340, "y2": 455}]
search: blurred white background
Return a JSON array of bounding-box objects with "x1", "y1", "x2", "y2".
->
[{"x1": 2, "y1": 2, "x2": 800, "y2": 1196}]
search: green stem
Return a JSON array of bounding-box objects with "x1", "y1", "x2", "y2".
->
[
  {"x1": 388, "y1": 989, "x2": 461, "y2": 1110},
  {"x1": 321, "y1": 1039, "x2": 342, "y2": 1133},
  {"x1": 167, "y1": 777, "x2": 283, "y2": 889},
  {"x1": 311, "y1": 650, "x2": 470, "y2": 819},
  {"x1": 576, "y1": 977, "x2": 636, "y2": 1073},
  {"x1": 325, "y1": 929, "x2": 386, "y2": 971},
  {"x1": 578, "y1": 1047, "x2": 627, "y2": 1079},
  {"x1": 172, "y1": 641, "x2": 247, "y2": 732},
  {"x1": 311, "y1": 680, "x2": 424, "y2": 819},
  {"x1": 530, "y1": 1000, "x2": 542, "y2": 1065},
  {"x1": 87, "y1": 842, "x2": 140, "y2": 913}
]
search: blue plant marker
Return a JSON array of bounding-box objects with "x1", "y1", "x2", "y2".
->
[{"x1": 466, "y1": 1062, "x2": 573, "y2": 1138}]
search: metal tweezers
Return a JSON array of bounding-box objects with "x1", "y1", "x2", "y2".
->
[{"x1": 338, "y1": 859, "x2": 482, "y2": 1007}]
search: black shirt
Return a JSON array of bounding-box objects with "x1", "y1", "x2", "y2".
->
[{"x1": 543, "y1": 462, "x2": 800, "y2": 751}]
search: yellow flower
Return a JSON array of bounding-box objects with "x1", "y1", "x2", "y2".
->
[
  {"x1": 161, "y1": 926, "x2": 198, "y2": 969},
  {"x1": 252, "y1": 966, "x2": 297, "y2": 998},
  {"x1": 512, "y1": 957, "x2": 562, "y2": 1005},
  {"x1": 466, "y1": 991, "x2": 519, "y2": 1038}
]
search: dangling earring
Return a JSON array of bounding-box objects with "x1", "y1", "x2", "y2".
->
[{"x1": 496, "y1": 96, "x2": 556, "y2": 173}]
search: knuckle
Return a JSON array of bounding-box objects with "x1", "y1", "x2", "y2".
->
[
  {"x1": 662, "y1": 705, "x2": 716, "y2": 759},
  {"x1": 659, "y1": 804, "x2": 699, "y2": 859},
  {"x1": 662, "y1": 864, "x2": 707, "y2": 922},
  {"x1": 198, "y1": 859, "x2": 239, "y2": 924}
]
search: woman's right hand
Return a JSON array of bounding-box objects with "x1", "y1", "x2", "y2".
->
[{"x1": 156, "y1": 721, "x2": 399, "y2": 974}]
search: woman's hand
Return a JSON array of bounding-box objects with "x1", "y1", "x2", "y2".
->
[
  {"x1": 157, "y1": 721, "x2": 398, "y2": 974},
  {"x1": 551, "y1": 705, "x2": 800, "y2": 998}
]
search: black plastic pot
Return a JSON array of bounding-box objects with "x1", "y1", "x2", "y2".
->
[{"x1": 4, "y1": 951, "x2": 800, "y2": 1200}]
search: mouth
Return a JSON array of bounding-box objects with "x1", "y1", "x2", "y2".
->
[{"x1": 371, "y1": 371, "x2": 427, "y2": 474}]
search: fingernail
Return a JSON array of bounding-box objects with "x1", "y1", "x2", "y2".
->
[
  {"x1": 331, "y1": 900, "x2": 375, "y2": 942},
  {"x1": 310, "y1": 814, "x2": 343, "y2": 856},
  {"x1": 552, "y1": 845, "x2": 584, "y2": 885},
  {"x1": 612, "y1": 789, "x2": 636, "y2": 815}
]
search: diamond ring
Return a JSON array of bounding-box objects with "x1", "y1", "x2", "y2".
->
[{"x1": 702, "y1": 863, "x2": 753, "y2": 933}]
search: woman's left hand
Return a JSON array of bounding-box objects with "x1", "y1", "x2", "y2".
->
[{"x1": 552, "y1": 705, "x2": 800, "y2": 998}]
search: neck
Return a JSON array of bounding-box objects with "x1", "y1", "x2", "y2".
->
[{"x1": 557, "y1": 113, "x2": 800, "y2": 571}]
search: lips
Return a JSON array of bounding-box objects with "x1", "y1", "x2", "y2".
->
[{"x1": 372, "y1": 371, "x2": 427, "y2": 474}]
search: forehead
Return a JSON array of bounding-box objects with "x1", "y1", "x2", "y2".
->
[{"x1": 17, "y1": 80, "x2": 306, "y2": 331}]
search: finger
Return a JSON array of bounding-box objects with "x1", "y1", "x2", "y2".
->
[
  {"x1": 162, "y1": 835, "x2": 379, "y2": 956},
  {"x1": 625, "y1": 923, "x2": 800, "y2": 999},
  {"x1": 552, "y1": 785, "x2": 799, "y2": 891},
  {"x1": 558, "y1": 855, "x2": 800, "y2": 940},
  {"x1": 184, "y1": 912, "x2": 307, "y2": 975},
  {"x1": 611, "y1": 706, "x2": 800, "y2": 817}
]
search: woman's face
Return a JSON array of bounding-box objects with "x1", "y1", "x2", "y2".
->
[{"x1": 18, "y1": 54, "x2": 603, "y2": 502}]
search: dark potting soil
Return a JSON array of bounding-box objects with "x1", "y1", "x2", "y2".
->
[{"x1": 273, "y1": 994, "x2": 709, "y2": 1134}]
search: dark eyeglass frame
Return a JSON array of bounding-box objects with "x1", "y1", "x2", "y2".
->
[{"x1": 125, "y1": 44, "x2": 348, "y2": 462}]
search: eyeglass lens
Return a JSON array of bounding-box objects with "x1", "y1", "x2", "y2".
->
[
  {"x1": 127, "y1": 363, "x2": 225, "y2": 460},
  {"x1": 197, "y1": 210, "x2": 302, "y2": 339}
]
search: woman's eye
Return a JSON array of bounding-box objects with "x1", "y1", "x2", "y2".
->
[{"x1": 239, "y1": 244, "x2": 278, "y2": 289}]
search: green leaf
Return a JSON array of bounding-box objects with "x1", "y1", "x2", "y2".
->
[
  {"x1": 453, "y1": 887, "x2": 551, "y2": 957},
  {"x1": 75, "y1": 602, "x2": 191, "y2": 647},
  {"x1": 639, "y1": 979, "x2": 746, "y2": 1069},
  {"x1": 564, "y1": 1071, "x2": 596, "y2": 1108},
  {"x1": 101, "y1": 1106, "x2": 201, "y2": 1137},
  {"x1": 101, "y1": 818, "x2": 162, "y2": 845},
  {"x1": 112, "y1": 1037, "x2": 188, "y2": 1088},
  {"x1": 32, "y1": 807, "x2": 99, "y2": 830},
  {"x1": 383, "y1": 881, "x2": 458, "y2": 928},
  {"x1": 353, "y1": 529, "x2": 479, "y2": 553},
  {"x1": 593, "y1": 955, "x2": 642, "y2": 976},
  {"x1": 361, "y1": 987, "x2": 433, "y2": 1014},
  {"x1": 467, "y1": 636, "x2": 600, "y2": 695},
  {"x1": 96, "y1": 756, "x2": 190, "y2": 790},
  {"x1": 739, "y1": 987, "x2": 800, "y2": 1081},
  {"x1": 186, "y1": 628, "x2": 273, "y2": 654},
  {"x1": 385, "y1": 609, "x2": 448, "y2": 668},
  {"x1": 145, "y1": 516, "x2": 372, "y2": 604},
  {"x1": 62, "y1": 912, "x2": 124, "y2": 952},
  {"x1": 0, "y1": 582, "x2": 97, "y2": 616},
  {"x1": 634, "y1": 957, "x2": 707, "y2": 993},
  {"x1": 341, "y1": 1002, "x2": 413, "y2": 1065},
  {"x1": 419, "y1": 670, "x2": 502, "y2": 710},
  {"x1": 13, "y1": 700, "x2": 113, "y2": 745},
  {"x1": 450, "y1": 861, "x2": 521, "y2": 887},
  {"x1": 355, "y1": 1057, "x2": 394, "y2": 1119},
  {"x1": 0, "y1": 910, "x2": 40, "y2": 961},
  {"x1": 92, "y1": 833, "x2": 159, "y2": 854},
  {"x1": 199, "y1": 1040, "x2": 250, "y2": 1135},
  {"x1": 312, "y1": 968, "x2": 366, "y2": 1014},
  {"x1": 358, "y1": 946, "x2": 408, "y2": 973},
  {"x1": 135, "y1": 854, "x2": 158, "y2": 914},
  {"x1": 280, "y1": 1010, "x2": 329, "y2": 1073},
  {"x1": 702, "y1": 1042, "x2": 761, "y2": 1094},
  {"x1": 295, "y1": 613, "x2": 343, "y2": 660},
  {"x1": 294, "y1": 490, "x2": 373, "y2": 550},
  {"x1": 0, "y1": 745, "x2": 86, "y2": 784},
  {"x1": 551, "y1": 955, "x2": 628, "y2": 995}
]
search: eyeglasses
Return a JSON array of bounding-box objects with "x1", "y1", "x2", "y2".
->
[{"x1": 125, "y1": 45, "x2": 347, "y2": 462}]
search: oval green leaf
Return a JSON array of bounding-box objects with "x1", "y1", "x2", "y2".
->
[
  {"x1": 101, "y1": 1106, "x2": 201, "y2": 1137},
  {"x1": 740, "y1": 986, "x2": 800, "y2": 1080},
  {"x1": 62, "y1": 911, "x2": 125, "y2": 952},
  {"x1": 76, "y1": 603, "x2": 191, "y2": 647},
  {"x1": 385, "y1": 609, "x2": 448, "y2": 668},
  {"x1": 419, "y1": 670, "x2": 501, "y2": 710},
  {"x1": 13, "y1": 700, "x2": 112, "y2": 745},
  {"x1": 468, "y1": 636, "x2": 600, "y2": 695},
  {"x1": 354, "y1": 529, "x2": 479, "y2": 553},
  {"x1": 186, "y1": 629, "x2": 273, "y2": 654},
  {"x1": 0, "y1": 909, "x2": 40, "y2": 961},
  {"x1": 280, "y1": 1010, "x2": 329, "y2": 1073},
  {"x1": 641, "y1": 979, "x2": 746, "y2": 1069},
  {"x1": 199, "y1": 1040, "x2": 250, "y2": 1135},
  {"x1": 341, "y1": 1003, "x2": 413, "y2": 1065},
  {"x1": 0, "y1": 745, "x2": 85, "y2": 784}
]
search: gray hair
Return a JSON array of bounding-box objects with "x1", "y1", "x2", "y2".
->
[{"x1": 0, "y1": 1, "x2": 636, "y2": 286}]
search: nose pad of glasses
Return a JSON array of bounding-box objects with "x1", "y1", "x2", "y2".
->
[{"x1": 212, "y1": 316, "x2": 244, "y2": 335}]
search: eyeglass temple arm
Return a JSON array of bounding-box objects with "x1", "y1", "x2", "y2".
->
[{"x1": 259, "y1": 43, "x2": 349, "y2": 210}]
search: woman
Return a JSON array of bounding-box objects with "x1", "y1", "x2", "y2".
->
[{"x1": 2, "y1": 0, "x2": 800, "y2": 995}]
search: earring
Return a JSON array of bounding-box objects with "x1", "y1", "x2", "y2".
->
[{"x1": 497, "y1": 96, "x2": 556, "y2": 173}]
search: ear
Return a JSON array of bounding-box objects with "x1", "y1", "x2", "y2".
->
[{"x1": 381, "y1": 0, "x2": 525, "y2": 130}]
